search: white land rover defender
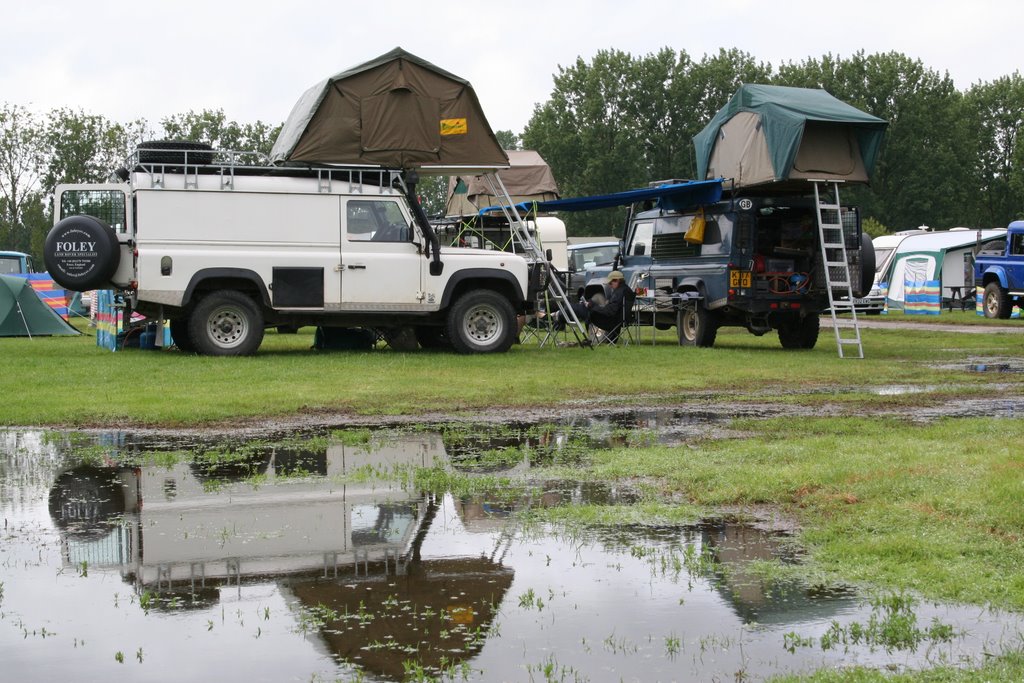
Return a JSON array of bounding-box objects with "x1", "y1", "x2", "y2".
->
[{"x1": 44, "y1": 143, "x2": 542, "y2": 356}]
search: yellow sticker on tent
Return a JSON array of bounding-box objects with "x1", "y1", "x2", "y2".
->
[{"x1": 440, "y1": 118, "x2": 468, "y2": 136}]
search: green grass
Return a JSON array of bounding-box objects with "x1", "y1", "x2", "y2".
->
[
  {"x1": 1, "y1": 320, "x2": 1021, "y2": 426},
  {"x1": 530, "y1": 416, "x2": 1024, "y2": 609}
]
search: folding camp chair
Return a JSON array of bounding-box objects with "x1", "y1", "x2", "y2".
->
[
  {"x1": 588, "y1": 286, "x2": 638, "y2": 347},
  {"x1": 519, "y1": 295, "x2": 568, "y2": 347}
]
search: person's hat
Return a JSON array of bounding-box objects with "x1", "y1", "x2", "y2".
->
[{"x1": 605, "y1": 270, "x2": 625, "y2": 283}]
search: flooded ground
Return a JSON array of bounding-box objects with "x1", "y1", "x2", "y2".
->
[{"x1": 3, "y1": 416, "x2": 1024, "y2": 682}]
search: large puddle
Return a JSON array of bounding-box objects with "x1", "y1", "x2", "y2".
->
[{"x1": 2, "y1": 420, "x2": 1023, "y2": 682}]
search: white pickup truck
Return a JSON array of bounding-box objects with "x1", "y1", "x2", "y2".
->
[{"x1": 44, "y1": 143, "x2": 542, "y2": 355}]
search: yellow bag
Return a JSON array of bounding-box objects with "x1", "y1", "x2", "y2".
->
[{"x1": 684, "y1": 207, "x2": 706, "y2": 245}]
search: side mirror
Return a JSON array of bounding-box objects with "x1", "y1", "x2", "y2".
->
[
  {"x1": 634, "y1": 243, "x2": 646, "y2": 256},
  {"x1": 545, "y1": 248, "x2": 553, "y2": 262},
  {"x1": 429, "y1": 260, "x2": 444, "y2": 276}
]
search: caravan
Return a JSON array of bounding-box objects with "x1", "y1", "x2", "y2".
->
[{"x1": 879, "y1": 229, "x2": 1006, "y2": 310}]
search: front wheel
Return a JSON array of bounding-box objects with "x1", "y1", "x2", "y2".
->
[
  {"x1": 188, "y1": 291, "x2": 265, "y2": 356},
  {"x1": 983, "y1": 282, "x2": 1011, "y2": 319},
  {"x1": 446, "y1": 290, "x2": 517, "y2": 354},
  {"x1": 777, "y1": 314, "x2": 820, "y2": 349},
  {"x1": 678, "y1": 305, "x2": 718, "y2": 347}
]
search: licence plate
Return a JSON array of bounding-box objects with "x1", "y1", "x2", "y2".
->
[{"x1": 730, "y1": 270, "x2": 752, "y2": 288}]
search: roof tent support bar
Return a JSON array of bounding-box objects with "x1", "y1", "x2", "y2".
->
[
  {"x1": 400, "y1": 171, "x2": 443, "y2": 274},
  {"x1": 813, "y1": 180, "x2": 864, "y2": 359},
  {"x1": 480, "y1": 172, "x2": 590, "y2": 347}
]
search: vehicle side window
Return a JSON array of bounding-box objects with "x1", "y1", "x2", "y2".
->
[
  {"x1": 1011, "y1": 233, "x2": 1024, "y2": 256},
  {"x1": 347, "y1": 199, "x2": 410, "y2": 242},
  {"x1": 630, "y1": 222, "x2": 654, "y2": 256},
  {"x1": 699, "y1": 215, "x2": 730, "y2": 256}
]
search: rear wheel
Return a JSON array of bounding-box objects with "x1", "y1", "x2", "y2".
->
[
  {"x1": 983, "y1": 282, "x2": 1011, "y2": 319},
  {"x1": 446, "y1": 290, "x2": 517, "y2": 354},
  {"x1": 189, "y1": 291, "x2": 264, "y2": 356},
  {"x1": 678, "y1": 305, "x2": 718, "y2": 347},
  {"x1": 777, "y1": 314, "x2": 820, "y2": 349}
]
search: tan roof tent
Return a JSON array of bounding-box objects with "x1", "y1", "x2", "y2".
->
[
  {"x1": 693, "y1": 84, "x2": 888, "y2": 190},
  {"x1": 445, "y1": 149, "x2": 560, "y2": 216},
  {"x1": 270, "y1": 47, "x2": 509, "y2": 171}
]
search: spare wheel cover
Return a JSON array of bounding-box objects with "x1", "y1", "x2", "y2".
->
[{"x1": 43, "y1": 215, "x2": 121, "y2": 291}]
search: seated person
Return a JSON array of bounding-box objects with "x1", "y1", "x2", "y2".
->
[{"x1": 570, "y1": 270, "x2": 635, "y2": 335}]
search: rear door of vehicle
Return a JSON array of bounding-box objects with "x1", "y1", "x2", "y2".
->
[{"x1": 55, "y1": 184, "x2": 134, "y2": 288}]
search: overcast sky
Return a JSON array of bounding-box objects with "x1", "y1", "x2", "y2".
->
[{"x1": 1, "y1": 0, "x2": 1019, "y2": 136}]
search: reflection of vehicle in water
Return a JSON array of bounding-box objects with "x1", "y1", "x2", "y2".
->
[
  {"x1": 45, "y1": 431, "x2": 521, "y2": 678},
  {"x1": 50, "y1": 434, "x2": 446, "y2": 588}
]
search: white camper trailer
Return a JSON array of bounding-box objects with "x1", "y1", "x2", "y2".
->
[{"x1": 880, "y1": 229, "x2": 1006, "y2": 309}]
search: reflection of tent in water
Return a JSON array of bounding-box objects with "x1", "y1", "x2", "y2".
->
[
  {"x1": 287, "y1": 555, "x2": 513, "y2": 679},
  {"x1": 0, "y1": 273, "x2": 80, "y2": 337},
  {"x1": 700, "y1": 522, "x2": 855, "y2": 625},
  {"x1": 270, "y1": 47, "x2": 507, "y2": 171}
]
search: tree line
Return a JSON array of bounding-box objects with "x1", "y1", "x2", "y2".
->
[
  {"x1": 0, "y1": 107, "x2": 281, "y2": 259},
  {"x1": 3, "y1": 47, "x2": 1024, "y2": 261},
  {"x1": 521, "y1": 48, "x2": 1024, "y2": 237}
]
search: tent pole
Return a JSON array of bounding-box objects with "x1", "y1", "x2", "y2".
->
[{"x1": 15, "y1": 300, "x2": 33, "y2": 340}]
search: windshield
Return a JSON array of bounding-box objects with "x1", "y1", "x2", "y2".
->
[
  {"x1": 874, "y1": 247, "x2": 894, "y2": 272},
  {"x1": 570, "y1": 245, "x2": 618, "y2": 270},
  {"x1": 0, "y1": 256, "x2": 23, "y2": 274}
]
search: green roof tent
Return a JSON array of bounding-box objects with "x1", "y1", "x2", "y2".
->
[
  {"x1": 444, "y1": 149, "x2": 560, "y2": 217},
  {"x1": 0, "y1": 274, "x2": 80, "y2": 337},
  {"x1": 694, "y1": 84, "x2": 888, "y2": 189},
  {"x1": 270, "y1": 47, "x2": 509, "y2": 172}
]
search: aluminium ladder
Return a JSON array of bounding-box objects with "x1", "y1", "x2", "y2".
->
[
  {"x1": 812, "y1": 180, "x2": 864, "y2": 358},
  {"x1": 480, "y1": 172, "x2": 591, "y2": 347}
]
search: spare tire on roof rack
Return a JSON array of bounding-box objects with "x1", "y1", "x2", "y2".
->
[{"x1": 136, "y1": 140, "x2": 215, "y2": 166}]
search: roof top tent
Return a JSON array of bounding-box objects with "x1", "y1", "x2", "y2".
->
[
  {"x1": 444, "y1": 149, "x2": 560, "y2": 216},
  {"x1": 693, "y1": 84, "x2": 888, "y2": 191},
  {"x1": 270, "y1": 47, "x2": 508, "y2": 173},
  {"x1": 269, "y1": 47, "x2": 513, "y2": 279},
  {"x1": 441, "y1": 149, "x2": 567, "y2": 269},
  {"x1": 881, "y1": 229, "x2": 1007, "y2": 308}
]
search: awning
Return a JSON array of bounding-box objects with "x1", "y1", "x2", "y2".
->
[{"x1": 483, "y1": 179, "x2": 723, "y2": 214}]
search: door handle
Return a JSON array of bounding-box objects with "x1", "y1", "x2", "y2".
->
[{"x1": 346, "y1": 264, "x2": 366, "y2": 270}]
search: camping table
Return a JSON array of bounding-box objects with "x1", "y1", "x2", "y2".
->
[{"x1": 633, "y1": 293, "x2": 677, "y2": 345}]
